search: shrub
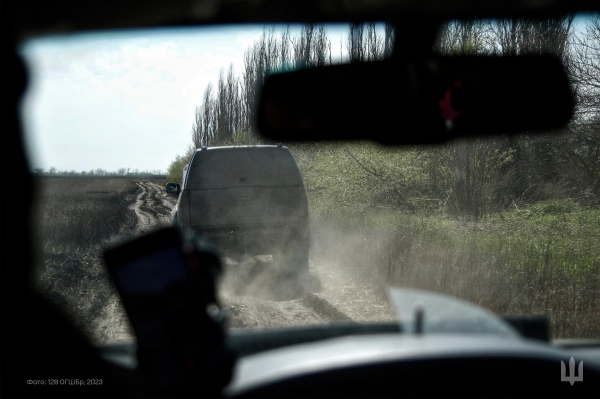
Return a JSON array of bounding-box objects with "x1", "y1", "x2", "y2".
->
[{"x1": 167, "y1": 145, "x2": 196, "y2": 184}]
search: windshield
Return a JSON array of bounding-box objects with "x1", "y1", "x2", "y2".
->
[{"x1": 19, "y1": 16, "x2": 600, "y2": 345}]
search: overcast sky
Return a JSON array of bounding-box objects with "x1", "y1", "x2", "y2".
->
[{"x1": 19, "y1": 24, "x2": 349, "y2": 173}]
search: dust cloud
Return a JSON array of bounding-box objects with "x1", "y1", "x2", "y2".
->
[{"x1": 92, "y1": 183, "x2": 400, "y2": 345}]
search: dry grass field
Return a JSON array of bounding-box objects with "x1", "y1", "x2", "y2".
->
[{"x1": 32, "y1": 177, "x2": 166, "y2": 337}]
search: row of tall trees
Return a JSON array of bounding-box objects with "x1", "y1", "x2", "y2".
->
[
  {"x1": 189, "y1": 22, "x2": 397, "y2": 150},
  {"x1": 191, "y1": 25, "x2": 337, "y2": 149},
  {"x1": 173, "y1": 16, "x2": 600, "y2": 219}
]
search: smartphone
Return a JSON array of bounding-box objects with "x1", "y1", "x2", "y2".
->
[{"x1": 103, "y1": 228, "x2": 194, "y2": 389}]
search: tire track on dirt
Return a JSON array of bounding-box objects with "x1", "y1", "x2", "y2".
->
[
  {"x1": 128, "y1": 182, "x2": 155, "y2": 234},
  {"x1": 147, "y1": 181, "x2": 177, "y2": 214},
  {"x1": 128, "y1": 181, "x2": 174, "y2": 233},
  {"x1": 94, "y1": 181, "x2": 172, "y2": 345}
]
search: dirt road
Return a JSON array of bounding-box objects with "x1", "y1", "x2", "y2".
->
[
  {"x1": 93, "y1": 181, "x2": 176, "y2": 345},
  {"x1": 129, "y1": 181, "x2": 175, "y2": 233},
  {"x1": 93, "y1": 181, "x2": 397, "y2": 345}
]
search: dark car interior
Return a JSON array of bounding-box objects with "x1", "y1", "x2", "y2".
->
[{"x1": 2, "y1": 1, "x2": 600, "y2": 398}]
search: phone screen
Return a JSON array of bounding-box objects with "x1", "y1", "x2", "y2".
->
[
  {"x1": 104, "y1": 229, "x2": 190, "y2": 388},
  {"x1": 112, "y1": 246, "x2": 187, "y2": 295}
]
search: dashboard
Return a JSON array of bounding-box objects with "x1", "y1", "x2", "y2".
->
[{"x1": 99, "y1": 322, "x2": 600, "y2": 398}]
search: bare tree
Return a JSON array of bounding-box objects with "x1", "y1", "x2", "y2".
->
[
  {"x1": 280, "y1": 25, "x2": 292, "y2": 70},
  {"x1": 226, "y1": 65, "x2": 241, "y2": 139},
  {"x1": 384, "y1": 22, "x2": 395, "y2": 58},
  {"x1": 203, "y1": 83, "x2": 215, "y2": 145},
  {"x1": 484, "y1": 16, "x2": 576, "y2": 204},
  {"x1": 347, "y1": 22, "x2": 393, "y2": 62},
  {"x1": 313, "y1": 25, "x2": 330, "y2": 67},
  {"x1": 491, "y1": 16, "x2": 574, "y2": 58},
  {"x1": 293, "y1": 24, "x2": 314, "y2": 68},
  {"x1": 365, "y1": 22, "x2": 383, "y2": 60},
  {"x1": 191, "y1": 105, "x2": 203, "y2": 148},
  {"x1": 189, "y1": 24, "x2": 334, "y2": 150},
  {"x1": 571, "y1": 14, "x2": 600, "y2": 117},
  {"x1": 434, "y1": 20, "x2": 491, "y2": 55},
  {"x1": 216, "y1": 68, "x2": 227, "y2": 144},
  {"x1": 241, "y1": 25, "x2": 332, "y2": 135},
  {"x1": 347, "y1": 23, "x2": 364, "y2": 62},
  {"x1": 242, "y1": 29, "x2": 279, "y2": 134}
]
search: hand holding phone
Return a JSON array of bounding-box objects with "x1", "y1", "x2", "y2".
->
[{"x1": 103, "y1": 228, "x2": 234, "y2": 396}]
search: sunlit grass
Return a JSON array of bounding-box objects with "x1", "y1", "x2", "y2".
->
[{"x1": 311, "y1": 200, "x2": 600, "y2": 339}]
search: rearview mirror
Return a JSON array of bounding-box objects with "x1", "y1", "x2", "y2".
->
[
  {"x1": 166, "y1": 183, "x2": 180, "y2": 195},
  {"x1": 257, "y1": 55, "x2": 573, "y2": 144}
]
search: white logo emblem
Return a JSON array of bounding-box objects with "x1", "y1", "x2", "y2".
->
[{"x1": 561, "y1": 357, "x2": 583, "y2": 386}]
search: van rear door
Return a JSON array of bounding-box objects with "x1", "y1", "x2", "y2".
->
[
  {"x1": 185, "y1": 147, "x2": 305, "y2": 228},
  {"x1": 189, "y1": 186, "x2": 301, "y2": 226}
]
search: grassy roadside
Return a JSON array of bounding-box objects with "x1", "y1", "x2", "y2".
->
[
  {"x1": 311, "y1": 199, "x2": 600, "y2": 339},
  {"x1": 30, "y1": 175, "x2": 599, "y2": 339},
  {"x1": 31, "y1": 177, "x2": 165, "y2": 337}
]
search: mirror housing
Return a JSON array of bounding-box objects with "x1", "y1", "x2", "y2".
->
[
  {"x1": 166, "y1": 183, "x2": 180, "y2": 195},
  {"x1": 257, "y1": 55, "x2": 573, "y2": 144}
]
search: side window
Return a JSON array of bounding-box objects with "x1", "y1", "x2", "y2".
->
[{"x1": 182, "y1": 164, "x2": 189, "y2": 188}]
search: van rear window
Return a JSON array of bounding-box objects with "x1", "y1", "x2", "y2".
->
[{"x1": 186, "y1": 147, "x2": 303, "y2": 189}]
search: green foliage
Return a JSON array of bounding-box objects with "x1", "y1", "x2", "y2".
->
[
  {"x1": 289, "y1": 139, "x2": 518, "y2": 221},
  {"x1": 518, "y1": 198, "x2": 582, "y2": 218},
  {"x1": 287, "y1": 141, "x2": 428, "y2": 216},
  {"x1": 167, "y1": 144, "x2": 196, "y2": 184},
  {"x1": 313, "y1": 206, "x2": 600, "y2": 338}
]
